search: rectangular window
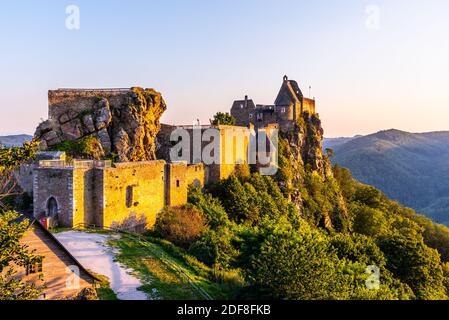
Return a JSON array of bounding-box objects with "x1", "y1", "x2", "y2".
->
[
  {"x1": 26, "y1": 261, "x2": 43, "y2": 275},
  {"x1": 126, "y1": 186, "x2": 134, "y2": 208},
  {"x1": 281, "y1": 107, "x2": 286, "y2": 113},
  {"x1": 176, "y1": 180, "x2": 180, "y2": 188}
]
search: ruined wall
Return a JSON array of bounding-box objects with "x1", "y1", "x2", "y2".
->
[
  {"x1": 302, "y1": 98, "x2": 316, "y2": 115},
  {"x1": 164, "y1": 162, "x2": 205, "y2": 206},
  {"x1": 165, "y1": 163, "x2": 188, "y2": 207},
  {"x1": 16, "y1": 152, "x2": 67, "y2": 196},
  {"x1": 15, "y1": 164, "x2": 34, "y2": 195},
  {"x1": 72, "y1": 168, "x2": 95, "y2": 227},
  {"x1": 156, "y1": 125, "x2": 250, "y2": 184},
  {"x1": 218, "y1": 126, "x2": 250, "y2": 181},
  {"x1": 33, "y1": 168, "x2": 74, "y2": 227},
  {"x1": 101, "y1": 161, "x2": 166, "y2": 229},
  {"x1": 186, "y1": 164, "x2": 205, "y2": 187}
]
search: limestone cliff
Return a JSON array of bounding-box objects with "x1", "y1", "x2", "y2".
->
[
  {"x1": 277, "y1": 112, "x2": 348, "y2": 231},
  {"x1": 35, "y1": 88, "x2": 166, "y2": 162}
]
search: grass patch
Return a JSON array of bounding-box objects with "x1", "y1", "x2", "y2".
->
[
  {"x1": 108, "y1": 234, "x2": 242, "y2": 300},
  {"x1": 108, "y1": 236, "x2": 204, "y2": 300},
  {"x1": 146, "y1": 236, "x2": 243, "y2": 299},
  {"x1": 92, "y1": 273, "x2": 118, "y2": 300}
]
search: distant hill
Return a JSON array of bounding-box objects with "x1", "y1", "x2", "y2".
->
[
  {"x1": 0, "y1": 134, "x2": 32, "y2": 148},
  {"x1": 323, "y1": 136, "x2": 360, "y2": 150},
  {"x1": 326, "y1": 129, "x2": 449, "y2": 225}
]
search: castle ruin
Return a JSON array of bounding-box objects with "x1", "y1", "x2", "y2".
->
[
  {"x1": 231, "y1": 75, "x2": 315, "y2": 131},
  {"x1": 30, "y1": 76, "x2": 312, "y2": 230}
]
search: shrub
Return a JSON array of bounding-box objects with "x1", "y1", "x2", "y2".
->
[
  {"x1": 52, "y1": 136, "x2": 103, "y2": 159},
  {"x1": 153, "y1": 205, "x2": 207, "y2": 248},
  {"x1": 188, "y1": 187, "x2": 230, "y2": 229},
  {"x1": 189, "y1": 227, "x2": 238, "y2": 268}
]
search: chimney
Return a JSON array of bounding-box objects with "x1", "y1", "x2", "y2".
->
[{"x1": 244, "y1": 95, "x2": 248, "y2": 108}]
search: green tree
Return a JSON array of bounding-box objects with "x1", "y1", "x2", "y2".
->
[
  {"x1": 210, "y1": 112, "x2": 236, "y2": 126},
  {"x1": 333, "y1": 165, "x2": 356, "y2": 201},
  {"x1": 189, "y1": 227, "x2": 238, "y2": 269},
  {"x1": 212, "y1": 176, "x2": 253, "y2": 224},
  {"x1": 241, "y1": 224, "x2": 407, "y2": 300},
  {"x1": 0, "y1": 141, "x2": 42, "y2": 300},
  {"x1": 0, "y1": 211, "x2": 42, "y2": 300},
  {"x1": 377, "y1": 234, "x2": 447, "y2": 300},
  {"x1": 0, "y1": 141, "x2": 37, "y2": 208},
  {"x1": 188, "y1": 186, "x2": 230, "y2": 229}
]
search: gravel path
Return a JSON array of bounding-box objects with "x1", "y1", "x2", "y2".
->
[{"x1": 54, "y1": 231, "x2": 149, "y2": 300}]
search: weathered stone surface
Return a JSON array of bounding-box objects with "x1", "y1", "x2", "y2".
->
[
  {"x1": 113, "y1": 129, "x2": 130, "y2": 162},
  {"x1": 58, "y1": 110, "x2": 79, "y2": 125},
  {"x1": 96, "y1": 128, "x2": 111, "y2": 154},
  {"x1": 60, "y1": 119, "x2": 83, "y2": 141},
  {"x1": 34, "y1": 87, "x2": 167, "y2": 162},
  {"x1": 35, "y1": 119, "x2": 58, "y2": 137},
  {"x1": 94, "y1": 99, "x2": 112, "y2": 130},
  {"x1": 83, "y1": 114, "x2": 96, "y2": 133},
  {"x1": 41, "y1": 130, "x2": 59, "y2": 142}
]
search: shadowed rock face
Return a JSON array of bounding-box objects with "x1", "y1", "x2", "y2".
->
[{"x1": 35, "y1": 87, "x2": 167, "y2": 162}]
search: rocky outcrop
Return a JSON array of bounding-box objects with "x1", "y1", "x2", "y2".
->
[
  {"x1": 278, "y1": 112, "x2": 348, "y2": 232},
  {"x1": 35, "y1": 88, "x2": 167, "y2": 162},
  {"x1": 299, "y1": 113, "x2": 333, "y2": 177}
]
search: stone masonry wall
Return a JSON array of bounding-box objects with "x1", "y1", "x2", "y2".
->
[
  {"x1": 186, "y1": 164, "x2": 205, "y2": 187},
  {"x1": 156, "y1": 125, "x2": 249, "y2": 184},
  {"x1": 33, "y1": 168, "x2": 74, "y2": 227},
  {"x1": 165, "y1": 163, "x2": 188, "y2": 207},
  {"x1": 302, "y1": 98, "x2": 316, "y2": 115},
  {"x1": 72, "y1": 168, "x2": 95, "y2": 227},
  {"x1": 101, "y1": 161, "x2": 166, "y2": 229}
]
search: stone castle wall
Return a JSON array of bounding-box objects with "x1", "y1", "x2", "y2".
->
[
  {"x1": 302, "y1": 98, "x2": 316, "y2": 115},
  {"x1": 101, "y1": 161, "x2": 166, "y2": 229},
  {"x1": 33, "y1": 168, "x2": 74, "y2": 227},
  {"x1": 33, "y1": 160, "x2": 206, "y2": 230},
  {"x1": 156, "y1": 125, "x2": 250, "y2": 184}
]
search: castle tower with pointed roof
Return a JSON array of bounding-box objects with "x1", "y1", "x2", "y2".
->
[{"x1": 230, "y1": 75, "x2": 316, "y2": 131}]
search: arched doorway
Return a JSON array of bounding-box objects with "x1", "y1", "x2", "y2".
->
[{"x1": 46, "y1": 197, "x2": 59, "y2": 219}]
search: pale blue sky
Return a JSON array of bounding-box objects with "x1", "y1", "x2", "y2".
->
[{"x1": 0, "y1": 0, "x2": 448, "y2": 137}]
